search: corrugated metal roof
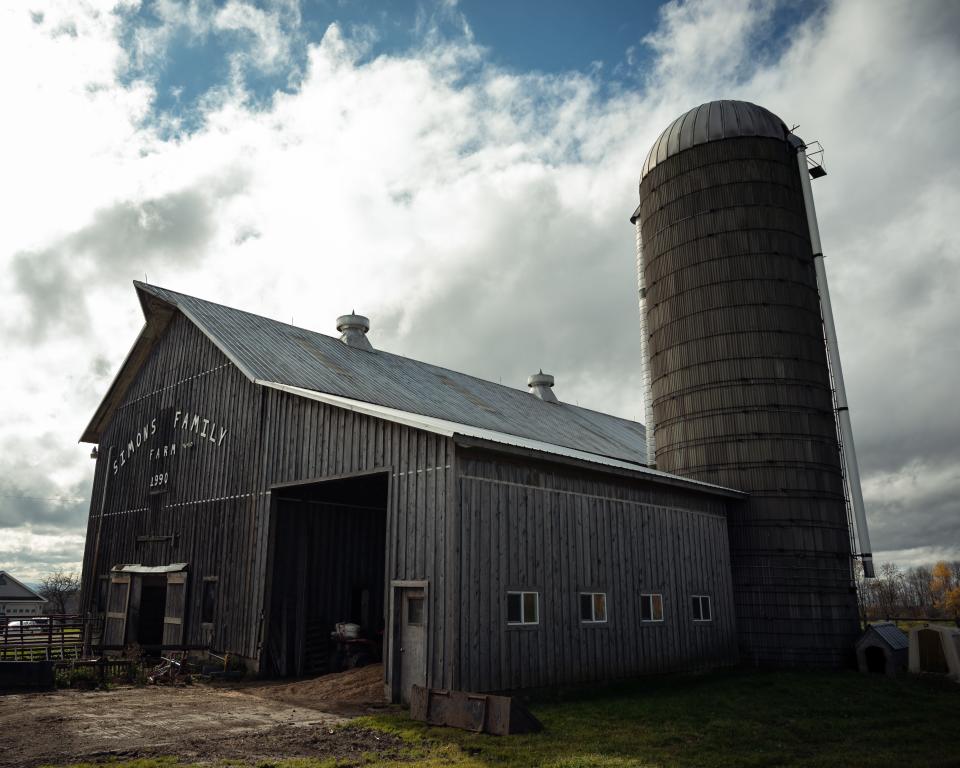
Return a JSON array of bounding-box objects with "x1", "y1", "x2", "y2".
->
[
  {"x1": 262, "y1": 382, "x2": 743, "y2": 496},
  {"x1": 640, "y1": 100, "x2": 787, "y2": 182},
  {"x1": 134, "y1": 282, "x2": 650, "y2": 467},
  {"x1": 867, "y1": 622, "x2": 909, "y2": 650}
]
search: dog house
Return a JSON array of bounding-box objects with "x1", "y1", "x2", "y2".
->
[
  {"x1": 909, "y1": 624, "x2": 960, "y2": 682},
  {"x1": 856, "y1": 622, "x2": 908, "y2": 677}
]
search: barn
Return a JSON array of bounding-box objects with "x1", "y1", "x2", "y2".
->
[
  {"x1": 79, "y1": 99, "x2": 874, "y2": 700},
  {"x1": 78, "y1": 282, "x2": 743, "y2": 701}
]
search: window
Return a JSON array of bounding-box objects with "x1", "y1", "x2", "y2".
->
[
  {"x1": 640, "y1": 593, "x2": 664, "y2": 622},
  {"x1": 691, "y1": 595, "x2": 712, "y2": 622},
  {"x1": 507, "y1": 591, "x2": 539, "y2": 625},
  {"x1": 201, "y1": 578, "x2": 218, "y2": 625},
  {"x1": 407, "y1": 595, "x2": 425, "y2": 625},
  {"x1": 579, "y1": 592, "x2": 607, "y2": 623}
]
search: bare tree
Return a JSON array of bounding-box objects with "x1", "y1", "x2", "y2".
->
[
  {"x1": 904, "y1": 566, "x2": 933, "y2": 614},
  {"x1": 38, "y1": 570, "x2": 81, "y2": 615},
  {"x1": 872, "y1": 562, "x2": 906, "y2": 619}
]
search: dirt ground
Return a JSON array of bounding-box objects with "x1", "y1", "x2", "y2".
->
[
  {"x1": 0, "y1": 664, "x2": 404, "y2": 768},
  {"x1": 244, "y1": 662, "x2": 387, "y2": 713}
]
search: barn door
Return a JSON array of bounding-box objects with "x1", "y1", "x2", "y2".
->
[
  {"x1": 103, "y1": 573, "x2": 131, "y2": 647},
  {"x1": 398, "y1": 588, "x2": 427, "y2": 705},
  {"x1": 162, "y1": 571, "x2": 188, "y2": 647}
]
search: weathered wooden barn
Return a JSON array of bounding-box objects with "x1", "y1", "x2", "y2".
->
[{"x1": 80, "y1": 282, "x2": 743, "y2": 701}]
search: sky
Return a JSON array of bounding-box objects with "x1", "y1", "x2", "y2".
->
[{"x1": 0, "y1": 0, "x2": 958, "y2": 583}]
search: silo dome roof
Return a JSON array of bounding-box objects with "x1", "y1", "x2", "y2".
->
[{"x1": 641, "y1": 100, "x2": 788, "y2": 181}]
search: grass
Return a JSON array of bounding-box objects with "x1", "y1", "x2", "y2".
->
[
  {"x1": 44, "y1": 668, "x2": 960, "y2": 768},
  {"x1": 356, "y1": 668, "x2": 960, "y2": 768}
]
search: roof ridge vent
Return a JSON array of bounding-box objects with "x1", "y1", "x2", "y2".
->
[
  {"x1": 336, "y1": 311, "x2": 373, "y2": 351},
  {"x1": 528, "y1": 369, "x2": 559, "y2": 403}
]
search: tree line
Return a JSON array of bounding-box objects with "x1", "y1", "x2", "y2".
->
[{"x1": 859, "y1": 560, "x2": 960, "y2": 621}]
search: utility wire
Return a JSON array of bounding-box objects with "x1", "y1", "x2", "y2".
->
[{"x1": 0, "y1": 494, "x2": 86, "y2": 503}]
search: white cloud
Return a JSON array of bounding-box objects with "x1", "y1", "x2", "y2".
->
[
  {"x1": 214, "y1": 0, "x2": 300, "y2": 73},
  {"x1": 0, "y1": 526, "x2": 86, "y2": 583},
  {"x1": 1, "y1": 0, "x2": 958, "y2": 580},
  {"x1": 643, "y1": 0, "x2": 777, "y2": 91}
]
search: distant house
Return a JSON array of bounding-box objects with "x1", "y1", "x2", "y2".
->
[{"x1": 0, "y1": 572, "x2": 47, "y2": 619}]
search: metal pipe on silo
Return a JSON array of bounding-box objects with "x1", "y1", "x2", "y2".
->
[
  {"x1": 634, "y1": 219, "x2": 657, "y2": 467},
  {"x1": 793, "y1": 141, "x2": 875, "y2": 579}
]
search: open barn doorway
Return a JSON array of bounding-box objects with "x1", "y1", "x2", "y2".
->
[
  {"x1": 136, "y1": 575, "x2": 167, "y2": 647},
  {"x1": 265, "y1": 471, "x2": 388, "y2": 678}
]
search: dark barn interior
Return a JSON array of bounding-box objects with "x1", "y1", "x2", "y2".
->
[
  {"x1": 265, "y1": 472, "x2": 388, "y2": 677},
  {"x1": 135, "y1": 575, "x2": 167, "y2": 647}
]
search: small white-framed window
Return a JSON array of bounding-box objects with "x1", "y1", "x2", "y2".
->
[
  {"x1": 507, "y1": 591, "x2": 539, "y2": 625},
  {"x1": 691, "y1": 595, "x2": 712, "y2": 622},
  {"x1": 579, "y1": 592, "x2": 607, "y2": 623},
  {"x1": 640, "y1": 593, "x2": 664, "y2": 622}
]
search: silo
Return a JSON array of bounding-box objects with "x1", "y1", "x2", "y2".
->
[{"x1": 631, "y1": 100, "x2": 861, "y2": 666}]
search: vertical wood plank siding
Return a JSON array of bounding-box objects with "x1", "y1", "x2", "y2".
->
[
  {"x1": 637, "y1": 136, "x2": 860, "y2": 666},
  {"x1": 455, "y1": 450, "x2": 738, "y2": 691},
  {"x1": 79, "y1": 312, "x2": 458, "y2": 687}
]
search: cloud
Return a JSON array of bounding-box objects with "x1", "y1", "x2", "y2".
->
[
  {"x1": 214, "y1": 0, "x2": 301, "y2": 74},
  {"x1": 865, "y1": 459, "x2": 960, "y2": 558},
  {"x1": 643, "y1": 0, "x2": 778, "y2": 90},
  {"x1": 0, "y1": 433, "x2": 91, "y2": 531},
  {"x1": 1, "y1": 0, "x2": 958, "y2": 581},
  {"x1": 0, "y1": 527, "x2": 86, "y2": 583},
  {"x1": 6, "y1": 173, "x2": 249, "y2": 343}
]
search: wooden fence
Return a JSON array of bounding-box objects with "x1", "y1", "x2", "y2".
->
[
  {"x1": 52, "y1": 657, "x2": 140, "y2": 683},
  {"x1": 0, "y1": 615, "x2": 98, "y2": 661}
]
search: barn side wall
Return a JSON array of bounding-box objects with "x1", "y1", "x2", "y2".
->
[
  {"x1": 454, "y1": 449, "x2": 738, "y2": 692},
  {"x1": 80, "y1": 312, "x2": 459, "y2": 688}
]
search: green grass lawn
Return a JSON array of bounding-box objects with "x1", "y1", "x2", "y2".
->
[
  {"x1": 356, "y1": 669, "x2": 960, "y2": 768},
  {"x1": 49, "y1": 668, "x2": 960, "y2": 768}
]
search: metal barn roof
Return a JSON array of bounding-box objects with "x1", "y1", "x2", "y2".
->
[
  {"x1": 81, "y1": 282, "x2": 743, "y2": 496},
  {"x1": 640, "y1": 100, "x2": 788, "y2": 182}
]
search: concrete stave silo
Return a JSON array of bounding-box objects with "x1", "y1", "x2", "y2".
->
[{"x1": 631, "y1": 100, "x2": 863, "y2": 666}]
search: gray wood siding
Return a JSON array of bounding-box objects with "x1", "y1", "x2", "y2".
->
[
  {"x1": 80, "y1": 311, "x2": 458, "y2": 688},
  {"x1": 257, "y1": 386, "x2": 457, "y2": 688},
  {"x1": 81, "y1": 314, "x2": 266, "y2": 658},
  {"x1": 81, "y1": 307, "x2": 740, "y2": 691},
  {"x1": 455, "y1": 451, "x2": 737, "y2": 692}
]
